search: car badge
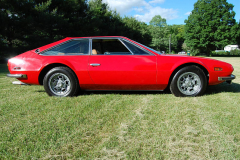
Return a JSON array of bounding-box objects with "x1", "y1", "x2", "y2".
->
[{"x1": 35, "y1": 49, "x2": 40, "y2": 53}]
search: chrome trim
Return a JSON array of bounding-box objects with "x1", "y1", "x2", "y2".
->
[
  {"x1": 218, "y1": 74, "x2": 235, "y2": 81},
  {"x1": 7, "y1": 74, "x2": 27, "y2": 78},
  {"x1": 90, "y1": 63, "x2": 101, "y2": 66}
]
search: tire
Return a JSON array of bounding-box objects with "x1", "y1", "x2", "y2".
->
[
  {"x1": 43, "y1": 67, "x2": 79, "y2": 97},
  {"x1": 170, "y1": 65, "x2": 207, "y2": 97}
]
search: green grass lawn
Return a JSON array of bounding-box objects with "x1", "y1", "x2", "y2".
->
[{"x1": 0, "y1": 57, "x2": 240, "y2": 159}]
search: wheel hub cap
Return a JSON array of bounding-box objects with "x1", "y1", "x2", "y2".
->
[
  {"x1": 48, "y1": 73, "x2": 71, "y2": 96},
  {"x1": 177, "y1": 72, "x2": 201, "y2": 95}
]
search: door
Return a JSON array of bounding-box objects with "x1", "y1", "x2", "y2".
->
[{"x1": 88, "y1": 38, "x2": 157, "y2": 90}]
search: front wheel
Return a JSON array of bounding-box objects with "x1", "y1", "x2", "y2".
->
[
  {"x1": 43, "y1": 67, "x2": 79, "y2": 97},
  {"x1": 170, "y1": 66, "x2": 207, "y2": 97}
]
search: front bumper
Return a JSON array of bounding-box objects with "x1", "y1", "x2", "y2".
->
[
  {"x1": 218, "y1": 74, "x2": 235, "y2": 81},
  {"x1": 7, "y1": 74, "x2": 27, "y2": 79},
  {"x1": 218, "y1": 74, "x2": 235, "y2": 84}
]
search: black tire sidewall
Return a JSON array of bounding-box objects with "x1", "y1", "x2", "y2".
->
[
  {"x1": 43, "y1": 67, "x2": 79, "y2": 97},
  {"x1": 170, "y1": 66, "x2": 207, "y2": 97}
]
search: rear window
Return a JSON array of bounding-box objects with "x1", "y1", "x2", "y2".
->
[{"x1": 41, "y1": 39, "x2": 89, "y2": 55}]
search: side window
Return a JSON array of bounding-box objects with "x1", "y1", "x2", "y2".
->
[
  {"x1": 122, "y1": 40, "x2": 150, "y2": 55},
  {"x1": 42, "y1": 39, "x2": 89, "y2": 55},
  {"x1": 92, "y1": 39, "x2": 132, "y2": 55}
]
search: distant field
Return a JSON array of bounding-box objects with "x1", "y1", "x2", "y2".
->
[{"x1": 0, "y1": 57, "x2": 240, "y2": 159}]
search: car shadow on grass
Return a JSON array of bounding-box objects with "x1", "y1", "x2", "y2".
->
[
  {"x1": 205, "y1": 82, "x2": 240, "y2": 95},
  {"x1": 35, "y1": 88, "x2": 170, "y2": 96},
  {"x1": 35, "y1": 82, "x2": 240, "y2": 96},
  {"x1": 79, "y1": 90, "x2": 170, "y2": 96},
  {"x1": 35, "y1": 90, "x2": 170, "y2": 96},
  {"x1": 80, "y1": 82, "x2": 240, "y2": 96}
]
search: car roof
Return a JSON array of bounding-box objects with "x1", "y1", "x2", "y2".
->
[
  {"x1": 34, "y1": 36, "x2": 128, "y2": 53},
  {"x1": 67, "y1": 36, "x2": 125, "y2": 39}
]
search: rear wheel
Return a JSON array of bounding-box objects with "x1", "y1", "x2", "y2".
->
[
  {"x1": 170, "y1": 66, "x2": 207, "y2": 97},
  {"x1": 43, "y1": 67, "x2": 79, "y2": 97}
]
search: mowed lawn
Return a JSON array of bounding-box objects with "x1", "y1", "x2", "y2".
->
[{"x1": 0, "y1": 57, "x2": 240, "y2": 159}]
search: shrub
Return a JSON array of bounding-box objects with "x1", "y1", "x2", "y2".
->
[
  {"x1": 190, "y1": 49, "x2": 200, "y2": 56},
  {"x1": 230, "y1": 49, "x2": 240, "y2": 56},
  {"x1": 210, "y1": 49, "x2": 240, "y2": 57}
]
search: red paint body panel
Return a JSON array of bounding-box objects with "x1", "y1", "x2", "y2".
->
[
  {"x1": 88, "y1": 55, "x2": 157, "y2": 90},
  {"x1": 39, "y1": 55, "x2": 93, "y2": 89},
  {"x1": 7, "y1": 36, "x2": 235, "y2": 91},
  {"x1": 156, "y1": 54, "x2": 234, "y2": 86}
]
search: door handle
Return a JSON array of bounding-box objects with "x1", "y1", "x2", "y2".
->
[{"x1": 90, "y1": 63, "x2": 101, "y2": 67}]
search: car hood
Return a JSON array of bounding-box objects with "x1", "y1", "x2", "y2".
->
[
  {"x1": 159, "y1": 54, "x2": 234, "y2": 72},
  {"x1": 161, "y1": 54, "x2": 228, "y2": 63}
]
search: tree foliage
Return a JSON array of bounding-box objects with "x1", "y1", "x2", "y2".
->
[
  {"x1": 0, "y1": 0, "x2": 152, "y2": 56},
  {"x1": 184, "y1": 0, "x2": 240, "y2": 56},
  {"x1": 149, "y1": 15, "x2": 168, "y2": 51},
  {"x1": 0, "y1": 0, "x2": 89, "y2": 54},
  {"x1": 149, "y1": 15, "x2": 185, "y2": 53},
  {"x1": 1, "y1": 0, "x2": 239, "y2": 57}
]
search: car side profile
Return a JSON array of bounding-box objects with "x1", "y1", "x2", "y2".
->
[{"x1": 7, "y1": 36, "x2": 235, "y2": 97}]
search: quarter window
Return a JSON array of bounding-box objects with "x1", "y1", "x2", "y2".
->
[{"x1": 42, "y1": 39, "x2": 89, "y2": 55}]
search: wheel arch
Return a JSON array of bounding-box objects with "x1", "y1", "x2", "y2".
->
[
  {"x1": 168, "y1": 63, "x2": 209, "y2": 87},
  {"x1": 38, "y1": 63, "x2": 78, "y2": 85}
]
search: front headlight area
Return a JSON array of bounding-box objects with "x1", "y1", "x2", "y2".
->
[
  {"x1": 7, "y1": 57, "x2": 28, "y2": 79},
  {"x1": 8, "y1": 58, "x2": 25, "y2": 72}
]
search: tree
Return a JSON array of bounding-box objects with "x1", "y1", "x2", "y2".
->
[
  {"x1": 149, "y1": 15, "x2": 168, "y2": 51},
  {"x1": 122, "y1": 17, "x2": 151, "y2": 45},
  {"x1": 237, "y1": 22, "x2": 240, "y2": 46},
  {"x1": 0, "y1": 0, "x2": 152, "y2": 57},
  {"x1": 0, "y1": 0, "x2": 32, "y2": 54},
  {"x1": 174, "y1": 25, "x2": 185, "y2": 51},
  {"x1": 184, "y1": 0, "x2": 240, "y2": 56},
  {"x1": 150, "y1": 15, "x2": 167, "y2": 27},
  {"x1": 149, "y1": 16, "x2": 185, "y2": 53},
  {"x1": 0, "y1": 0, "x2": 90, "y2": 54}
]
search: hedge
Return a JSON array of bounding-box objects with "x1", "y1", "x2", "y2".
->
[{"x1": 210, "y1": 49, "x2": 240, "y2": 57}]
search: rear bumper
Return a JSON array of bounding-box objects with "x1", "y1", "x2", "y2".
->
[
  {"x1": 7, "y1": 74, "x2": 27, "y2": 79},
  {"x1": 218, "y1": 74, "x2": 235, "y2": 81}
]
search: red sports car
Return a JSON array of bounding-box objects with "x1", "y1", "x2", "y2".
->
[{"x1": 7, "y1": 36, "x2": 235, "y2": 97}]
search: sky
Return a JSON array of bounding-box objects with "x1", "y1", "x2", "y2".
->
[{"x1": 102, "y1": 0, "x2": 240, "y2": 25}]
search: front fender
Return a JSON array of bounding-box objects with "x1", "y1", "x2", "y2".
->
[
  {"x1": 156, "y1": 55, "x2": 210, "y2": 88},
  {"x1": 170, "y1": 58, "x2": 210, "y2": 73}
]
